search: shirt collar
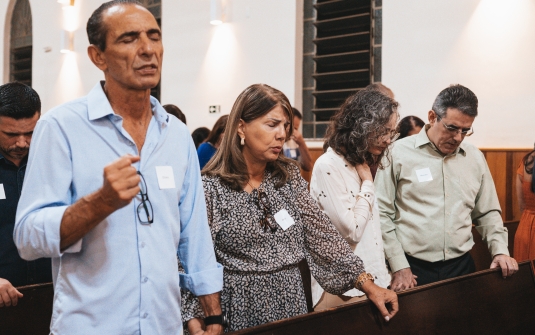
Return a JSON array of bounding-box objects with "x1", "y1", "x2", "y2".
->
[
  {"x1": 414, "y1": 124, "x2": 466, "y2": 156},
  {"x1": 86, "y1": 81, "x2": 169, "y2": 127}
]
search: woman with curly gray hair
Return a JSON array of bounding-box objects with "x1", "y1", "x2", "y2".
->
[{"x1": 310, "y1": 88, "x2": 399, "y2": 311}]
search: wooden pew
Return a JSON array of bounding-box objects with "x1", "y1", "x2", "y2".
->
[
  {"x1": 0, "y1": 283, "x2": 53, "y2": 335},
  {"x1": 470, "y1": 220, "x2": 519, "y2": 271},
  {"x1": 229, "y1": 261, "x2": 535, "y2": 335}
]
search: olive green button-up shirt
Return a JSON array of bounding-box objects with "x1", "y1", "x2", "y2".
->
[{"x1": 375, "y1": 126, "x2": 509, "y2": 273}]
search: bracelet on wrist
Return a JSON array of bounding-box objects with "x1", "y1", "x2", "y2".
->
[{"x1": 355, "y1": 272, "x2": 374, "y2": 290}]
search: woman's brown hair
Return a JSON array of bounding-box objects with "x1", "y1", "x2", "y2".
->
[
  {"x1": 205, "y1": 114, "x2": 229, "y2": 146},
  {"x1": 324, "y1": 89, "x2": 398, "y2": 168},
  {"x1": 202, "y1": 84, "x2": 295, "y2": 191}
]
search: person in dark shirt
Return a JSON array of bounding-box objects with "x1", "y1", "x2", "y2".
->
[
  {"x1": 197, "y1": 115, "x2": 228, "y2": 169},
  {"x1": 191, "y1": 127, "x2": 210, "y2": 149},
  {"x1": 0, "y1": 82, "x2": 49, "y2": 308}
]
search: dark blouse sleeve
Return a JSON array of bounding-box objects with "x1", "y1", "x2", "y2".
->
[
  {"x1": 179, "y1": 177, "x2": 216, "y2": 322},
  {"x1": 289, "y1": 165, "x2": 365, "y2": 294}
]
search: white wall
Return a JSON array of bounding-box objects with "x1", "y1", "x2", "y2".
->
[
  {"x1": 161, "y1": 0, "x2": 299, "y2": 132},
  {"x1": 0, "y1": 0, "x2": 105, "y2": 113},
  {"x1": 383, "y1": 0, "x2": 535, "y2": 148},
  {"x1": 2, "y1": 0, "x2": 534, "y2": 148},
  {"x1": 0, "y1": 0, "x2": 299, "y2": 133}
]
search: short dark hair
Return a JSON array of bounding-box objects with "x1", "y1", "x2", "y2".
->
[
  {"x1": 86, "y1": 0, "x2": 143, "y2": 51},
  {"x1": 324, "y1": 89, "x2": 398, "y2": 167},
  {"x1": 191, "y1": 127, "x2": 210, "y2": 149},
  {"x1": 432, "y1": 84, "x2": 478, "y2": 118},
  {"x1": 397, "y1": 115, "x2": 425, "y2": 139},
  {"x1": 163, "y1": 104, "x2": 186, "y2": 124},
  {"x1": 292, "y1": 107, "x2": 302, "y2": 120},
  {"x1": 0, "y1": 82, "x2": 41, "y2": 119}
]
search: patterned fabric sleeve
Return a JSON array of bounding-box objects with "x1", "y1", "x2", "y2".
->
[{"x1": 289, "y1": 165, "x2": 365, "y2": 295}]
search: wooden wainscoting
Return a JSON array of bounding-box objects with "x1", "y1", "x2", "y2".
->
[{"x1": 302, "y1": 147, "x2": 532, "y2": 222}]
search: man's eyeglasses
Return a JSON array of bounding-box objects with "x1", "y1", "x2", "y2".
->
[
  {"x1": 137, "y1": 171, "x2": 154, "y2": 224},
  {"x1": 436, "y1": 115, "x2": 474, "y2": 137},
  {"x1": 257, "y1": 187, "x2": 277, "y2": 233}
]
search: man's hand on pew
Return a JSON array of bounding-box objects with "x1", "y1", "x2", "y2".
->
[
  {"x1": 0, "y1": 278, "x2": 23, "y2": 307},
  {"x1": 390, "y1": 268, "x2": 417, "y2": 292},
  {"x1": 490, "y1": 254, "x2": 519, "y2": 278},
  {"x1": 360, "y1": 280, "x2": 399, "y2": 322}
]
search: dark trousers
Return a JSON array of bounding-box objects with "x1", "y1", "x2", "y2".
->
[{"x1": 406, "y1": 252, "x2": 476, "y2": 286}]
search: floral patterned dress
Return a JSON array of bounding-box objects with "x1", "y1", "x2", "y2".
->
[{"x1": 181, "y1": 165, "x2": 365, "y2": 332}]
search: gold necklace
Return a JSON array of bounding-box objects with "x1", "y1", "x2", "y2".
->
[{"x1": 247, "y1": 181, "x2": 256, "y2": 190}]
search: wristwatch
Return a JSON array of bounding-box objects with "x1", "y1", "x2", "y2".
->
[
  {"x1": 204, "y1": 311, "x2": 229, "y2": 328},
  {"x1": 355, "y1": 272, "x2": 375, "y2": 290}
]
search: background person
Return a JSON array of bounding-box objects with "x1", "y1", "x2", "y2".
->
[
  {"x1": 163, "y1": 104, "x2": 187, "y2": 124},
  {"x1": 310, "y1": 90, "x2": 398, "y2": 311},
  {"x1": 197, "y1": 115, "x2": 228, "y2": 169},
  {"x1": 376, "y1": 84, "x2": 517, "y2": 291},
  {"x1": 514, "y1": 146, "x2": 535, "y2": 261},
  {"x1": 182, "y1": 84, "x2": 398, "y2": 333},
  {"x1": 192, "y1": 127, "x2": 210, "y2": 149},
  {"x1": 0, "y1": 82, "x2": 47, "y2": 308},
  {"x1": 397, "y1": 115, "x2": 424, "y2": 139},
  {"x1": 283, "y1": 108, "x2": 312, "y2": 171},
  {"x1": 14, "y1": 1, "x2": 223, "y2": 334}
]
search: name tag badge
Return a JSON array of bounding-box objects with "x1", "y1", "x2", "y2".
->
[
  {"x1": 289, "y1": 149, "x2": 297, "y2": 159},
  {"x1": 274, "y1": 209, "x2": 295, "y2": 231},
  {"x1": 155, "y1": 166, "x2": 176, "y2": 189},
  {"x1": 0, "y1": 184, "x2": 5, "y2": 200},
  {"x1": 415, "y1": 167, "x2": 433, "y2": 182}
]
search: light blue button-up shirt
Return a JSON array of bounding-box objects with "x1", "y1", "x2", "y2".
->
[{"x1": 14, "y1": 82, "x2": 223, "y2": 335}]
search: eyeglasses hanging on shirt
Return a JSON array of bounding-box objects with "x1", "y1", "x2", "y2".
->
[{"x1": 137, "y1": 171, "x2": 154, "y2": 224}]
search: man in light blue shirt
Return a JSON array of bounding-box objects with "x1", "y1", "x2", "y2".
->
[{"x1": 14, "y1": 1, "x2": 223, "y2": 334}]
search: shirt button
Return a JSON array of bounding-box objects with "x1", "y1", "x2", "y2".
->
[
  {"x1": 143, "y1": 313, "x2": 148, "y2": 318},
  {"x1": 140, "y1": 242, "x2": 145, "y2": 248},
  {"x1": 142, "y1": 276, "x2": 148, "y2": 283},
  {"x1": 446, "y1": 250, "x2": 449, "y2": 253}
]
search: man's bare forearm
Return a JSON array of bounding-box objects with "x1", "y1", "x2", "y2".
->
[
  {"x1": 198, "y1": 292, "x2": 222, "y2": 316},
  {"x1": 60, "y1": 190, "x2": 115, "y2": 250},
  {"x1": 60, "y1": 155, "x2": 141, "y2": 251}
]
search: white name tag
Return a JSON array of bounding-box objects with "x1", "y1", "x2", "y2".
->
[
  {"x1": 274, "y1": 209, "x2": 295, "y2": 230},
  {"x1": 415, "y1": 168, "x2": 433, "y2": 182},
  {"x1": 155, "y1": 166, "x2": 176, "y2": 189},
  {"x1": 289, "y1": 149, "x2": 297, "y2": 159},
  {"x1": 0, "y1": 184, "x2": 5, "y2": 200}
]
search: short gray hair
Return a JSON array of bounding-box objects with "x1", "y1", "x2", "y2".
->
[{"x1": 432, "y1": 84, "x2": 478, "y2": 118}]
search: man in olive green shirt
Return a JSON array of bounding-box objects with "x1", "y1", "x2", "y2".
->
[{"x1": 375, "y1": 85, "x2": 518, "y2": 291}]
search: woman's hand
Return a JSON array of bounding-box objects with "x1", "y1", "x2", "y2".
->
[
  {"x1": 360, "y1": 280, "x2": 398, "y2": 321},
  {"x1": 355, "y1": 163, "x2": 373, "y2": 182}
]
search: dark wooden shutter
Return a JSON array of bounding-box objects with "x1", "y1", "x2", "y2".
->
[
  {"x1": 302, "y1": 0, "x2": 381, "y2": 139},
  {"x1": 10, "y1": 0, "x2": 32, "y2": 86}
]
